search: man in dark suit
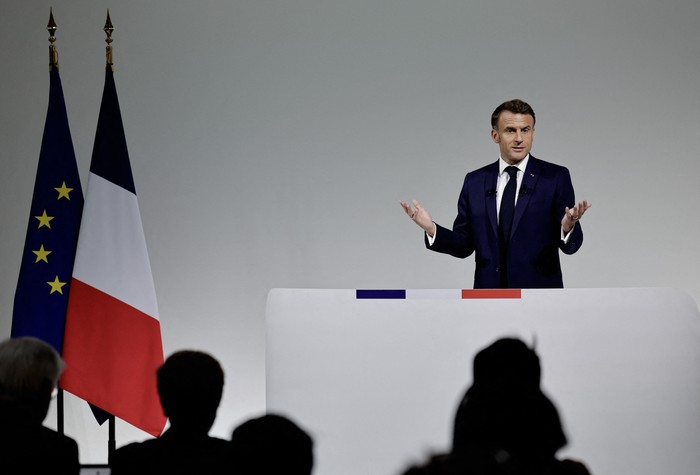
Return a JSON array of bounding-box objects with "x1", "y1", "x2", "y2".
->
[
  {"x1": 0, "y1": 337, "x2": 80, "y2": 475},
  {"x1": 401, "y1": 99, "x2": 590, "y2": 288}
]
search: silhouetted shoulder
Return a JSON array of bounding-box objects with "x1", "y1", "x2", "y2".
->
[
  {"x1": 399, "y1": 453, "x2": 459, "y2": 475},
  {"x1": 558, "y1": 458, "x2": 593, "y2": 475},
  {"x1": 111, "y1": 434, "x2": 229, "y2": 475},
  {"x1": 0, "y1": 404, "x2": 79, "y2": 475}
]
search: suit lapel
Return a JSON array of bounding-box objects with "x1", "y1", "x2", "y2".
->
[
  {"x1": 511, "y1": 156, "x2": 541, "y2": 239},
  {"x1": 485, "y1": 162, "x2": 499, "y2": 239}
]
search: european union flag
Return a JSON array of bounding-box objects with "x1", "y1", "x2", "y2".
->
[{"x1": 12, "y1": 67, "x2": 83, "y2": 354}]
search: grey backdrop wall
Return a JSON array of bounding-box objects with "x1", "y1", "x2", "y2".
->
[{"x1": 2, "y1": 0, "x2": 699, "y2": 471}]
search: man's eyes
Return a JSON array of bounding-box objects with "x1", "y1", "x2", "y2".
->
[{"x1": 505, "y1": 128, "x2": 531, "y2": 134}]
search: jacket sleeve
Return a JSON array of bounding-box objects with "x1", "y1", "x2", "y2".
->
[
  {"x1": 556, "y1": 167, "x2": 583, "y2": 255},
  {"x1": 426, "y1": 174, "x2": 476, "y2": 259}
]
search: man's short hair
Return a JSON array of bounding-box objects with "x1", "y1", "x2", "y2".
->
[
  {"x1": 157, "y1": 350, "x2": 224, "y2": 429},
  {"x1": 0, "y1": 337, "x2": 63, "y2": 402},
  {"x1": 491, "y1": 99, "x2": 536, "y2": 129}
]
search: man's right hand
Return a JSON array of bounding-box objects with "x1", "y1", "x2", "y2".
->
[{"x1": 400, "y1": 199, "x2": 436, "y2": 237}]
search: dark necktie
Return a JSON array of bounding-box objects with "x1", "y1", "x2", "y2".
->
[
  {"x1": 499, "y1": 166, "x2": 518, "y2": 242},
  {"x1": 498, "y1": 166, "x2": 518, "y2": 288}
]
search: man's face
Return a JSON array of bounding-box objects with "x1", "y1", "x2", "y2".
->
[{"x1": 491, "y1": 111, "x2": 535, "y2": 165}]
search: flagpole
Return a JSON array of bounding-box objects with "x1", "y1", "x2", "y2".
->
[
  {"x1": 48, "y1": 8, "x2": 58, "y2": 71},
  {"x1": 57, "y1": 389, "x2": 65, "y2": 435},
  {"x1": 103, "y1": 11, "x2": 118, "y2": 460},
  {"x1": 48, "y1": 8, "x2": 66, "y2": 437},
  {"x1": 105, "y1": 10, "x2": 114, "y2": 71},
  {"x1": 108, "y1": 415, "x2": 116, "y2": 459}
]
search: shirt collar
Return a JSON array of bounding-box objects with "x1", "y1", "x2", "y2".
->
[{"x1": 499, "y1": 154, "x2": 530, "y2": 175}]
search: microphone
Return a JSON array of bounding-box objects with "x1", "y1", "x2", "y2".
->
[
  {"x1": 519, "y1": 184, "x2": 529, "y2": 196},
  {"x1": 486, "y1": 188, "x2": 496, "y2": 196}
]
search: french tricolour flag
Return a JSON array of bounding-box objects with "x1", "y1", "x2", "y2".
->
[{"x1": 60, "y1": 66, "x2": 166, "y2": 437}]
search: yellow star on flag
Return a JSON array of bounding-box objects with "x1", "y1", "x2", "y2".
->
[
  {"x1": 32, "y1": 245, "x2": 52, "y2": 263},
  {"x1": 35, "y1": 210, "x2": 54, "y2": 229},
  {"x1": 47, "y1": 276, "x2": 67, "y2": 295},
  {"x1": 55, "y1": 181, "x2": 74, "y2": 200}
]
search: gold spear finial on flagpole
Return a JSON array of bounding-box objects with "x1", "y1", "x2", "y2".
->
[
  {"x1": 104, "y1": 10, "x2": 114, "y2": 70},
  {"x1": 48, "y1": 8, "x2": 59, "y2": 71}
]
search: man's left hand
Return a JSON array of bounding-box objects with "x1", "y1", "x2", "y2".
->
[{"x1": 562, "y1": 200, "x2": 592, "y2": 233}]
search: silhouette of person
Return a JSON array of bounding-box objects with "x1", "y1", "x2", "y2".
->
[
  {"x1": 401, "y1": 337, "x2": 591, "y2": 475},
  {"x1": 0, "y1": 336, "x2": 80, "y2": 475},
  {"x1": 110, "y1": 350, "x2": 229, "y2": 474},
  {"x1": 230, "y1": 413, "x2": 314, "y2": 475}
]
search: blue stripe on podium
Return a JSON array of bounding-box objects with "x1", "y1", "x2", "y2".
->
[{"x1": 356, "y1": 289, "x2": 406, "y2": 299}]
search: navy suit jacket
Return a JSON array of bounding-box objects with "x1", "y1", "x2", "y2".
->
[{"x1": 427, "y1": 156, "x2": 583, "y2": 289}]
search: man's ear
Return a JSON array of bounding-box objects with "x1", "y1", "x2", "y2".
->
[{"x1": 491, "y1": 128, "x2": 500, "y2": 143}]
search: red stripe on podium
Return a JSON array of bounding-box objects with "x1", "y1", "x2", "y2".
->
[{"x1": 461, "y1": 289, "x2": 521, "y2": 299}]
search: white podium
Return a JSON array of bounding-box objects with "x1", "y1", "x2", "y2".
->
[{"x1": 266, "y1": 288, "x2": 700, "y2": 475}]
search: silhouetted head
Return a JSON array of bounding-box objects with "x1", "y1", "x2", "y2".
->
[
  {"x1": 452, "y1": 337, "x2": 567, "y2": 470},
  {"x1": 157, "y1": 350, "x2": 224, "y2": 434},
  {"x1": 230, "y1": 413, "x2": 313, "y2": 475},
  {"x1": 471, "y1": 337, "x2": 541, "y2": 394},
  {"x1": 0, "y1": 337, "x2": 63, "y2": 423}
]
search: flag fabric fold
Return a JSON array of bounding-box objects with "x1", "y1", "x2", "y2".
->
[
  {"x1": 60, "y1": 66, "x2": 166, "y2": 437},
  {"x1": 12, "y1": 68, "x2": 83, "y2": 353}
]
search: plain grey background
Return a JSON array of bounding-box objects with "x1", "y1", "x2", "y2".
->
[{"x1": 1, "y1": 0, "x2": 699, "y2": 469}]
